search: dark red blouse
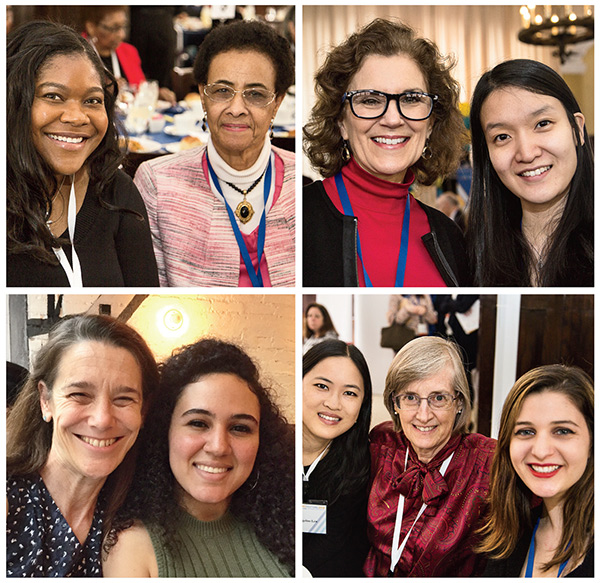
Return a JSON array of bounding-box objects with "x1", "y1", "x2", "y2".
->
[{"x1": 365, "y1": 422, "x2": 496, "y2": 577}]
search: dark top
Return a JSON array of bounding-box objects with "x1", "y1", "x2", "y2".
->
[
  {"x1": 7, "y1": 475, "x2": 104, "y2": 577},
  {"x1": 303, "y1": 180, "x2": 471, "y2": 287},
  {"x1": 303, "y1": 459, "x2": 369, "y2": 577},
  {"x1": 7, "y1": 170, "x2": 159, "y2": 287},
  {"x1": 483, "y1": 507, "x2": 594, "y2": 577}
]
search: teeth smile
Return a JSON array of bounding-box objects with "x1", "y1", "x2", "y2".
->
[
  {"x1": 48, "y1": 134, "x2": 85, "y2": 144},
  {"x1": 79, "y1": 436, "x2": 117, "y2": 448},
  {"x1": 520, "y1": 165, "x2": 551, "y2": 177},
  {"x1": 531, "y1": 464, "x2": 560, "y2": 473},
  {"x1": 318, "y1": 413, "x2": 340, "y2": 422},
  {"x1": 414, "y1": 425, "x2": 435, "y2": 432},
  {"x1": 194, "y1": 464, "x2": 229, "y2": 474},
  {"x1": 373, "y1": 137, "x2": 407, "y2": 145}
]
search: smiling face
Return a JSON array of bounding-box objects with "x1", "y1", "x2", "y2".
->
[
  {"x1": 39, "y1": 341, "x2": 143, "y2": 484},
  {"x1": 509, "y1": 390, "x2": 590, "y2": 506},
  {"x1": 31, "y1": 54, "x2": 108, "y2": 180},
  {"x1": 480, "y1": 87, "x2": 584, "y2": 215},
  {"x1": 339, "y1": 53, "x2": 432, "y2": 183},
  {"x1": 394, "y1": 364, "x2": 459, "y2": 463},
  {"x1": 306, "y1": 307, "x2": 324, "y2": 335},
  {"x1": 199, "y1": 49, "x2": 283, "y2": 170},
  {"x1": 302, "y1": 356, "x2": 364, "y2": 451},
  {"x1": 168, "y1": 373, "x2": 260, "y2": 521}
]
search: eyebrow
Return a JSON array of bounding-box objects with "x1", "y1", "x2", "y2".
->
[
  {"x1": 62, "y1": 380, "x2": 141, "y2": 395},
  {"x1": 36, "y1": 81, "x2": 104, "y2": 94},
  {"x1": 211, "y1": 79, "x2": 270, "y2": 90},
  {"x1": 484, "y1": 105, "x2": 556, "y2": 133},
  {"x1": 312, "y1": 375, "x2": 363, "y2": 392},
  {"x1": 181, "y1": 408, "x2": 259, "y2": 424},
  {"x1": 514, "y1": 419, "x2": 580, "y2": 427}
]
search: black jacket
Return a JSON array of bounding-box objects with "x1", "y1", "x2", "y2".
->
[{"x1": 303, "y1": 180, "x2": 471, "y2": 287}]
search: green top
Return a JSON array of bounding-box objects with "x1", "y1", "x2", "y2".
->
[{"x1": 147, "y1": 509, "x2": 291, "y2": 578}]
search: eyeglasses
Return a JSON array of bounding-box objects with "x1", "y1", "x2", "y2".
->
[
  {"x1": 98, "y1": 23, "x2": 129, "y2": 34},
  {"x1": 393, "y1": 392, "x2": 458, "y2": 411},
  {"x1": 342, "y1": 90, "x2": 438, "y2": 121},
  {"x1": 203, "y1": 83, "x2": 276, "y2": 108}
]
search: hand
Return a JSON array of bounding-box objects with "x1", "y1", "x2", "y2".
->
[{"x1": 159, "y1": 87, "x2": 177, "y2": 105}]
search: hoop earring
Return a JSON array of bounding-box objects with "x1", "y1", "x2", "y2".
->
[
  {"x1": 421, "y1": 141, "x2": 433, "y2": 160},
  {"x1": 202, "y1": 113, "x2": 208, "y2": 133},
  {"x1": 342, "y1": 140, "x2": 351, "y2": 162}
]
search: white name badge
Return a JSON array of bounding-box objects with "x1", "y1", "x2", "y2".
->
[
  {"x1": 416, "y1": 322, "x2": 428, "y2": 336},
  {"x1": 302, "y1": 503, "x2": 327, "y2": 534}
]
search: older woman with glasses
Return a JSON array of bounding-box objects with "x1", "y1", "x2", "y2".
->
[
  {"x1": 134, "y1": 20, "x2": 295, "y2": 287},
  {"x1": 303, "y1": 19, "x2": 470, "y2": 287},
  {"x1": 365, "y1": 336, "x2": 495, "y2": 577}
]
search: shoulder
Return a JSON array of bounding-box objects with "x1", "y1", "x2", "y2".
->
[
  {"x1": 417, "y1": 199, "x2": 464, "y2": 238},
  {"x1": 116, "y1": 42, "x2": 141, "y2": 59},
  {"x1": 457, "y1": 433, "x2": 497, "y2": 468},
  {"x1": 369, "y1": 421, "x2": 400, "y2": 448},
  {"x1": 272, "y1": 145, "x2": 295, "y2": 167},
  {"x1": 141, "y1": 147, "x2": 206, "y2": 175},
  {"x1": 102, "y1": 521, "x2": 158, "y2": 578}
]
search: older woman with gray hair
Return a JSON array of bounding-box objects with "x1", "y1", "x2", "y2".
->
[{"x1": 365, "y1": 336, "x2": 495, "y2": 577}]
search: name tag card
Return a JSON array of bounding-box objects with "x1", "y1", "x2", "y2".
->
[{"x1": 302, "y1": 503, "x2": 327, "y2": 534}]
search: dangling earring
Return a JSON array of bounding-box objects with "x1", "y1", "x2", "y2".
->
[
  {"x1": 269, "y1": 118, "x2": 274, "y2": 140},
  {"x1": 421, "y1": 141, "x2": 433, "y2": 160},
  {"x1": 202, "y1": 113, "x2": 208, "y2": 132},
  {"x1": 342, "y1": 140, "x2": 351, "y2": 162}
]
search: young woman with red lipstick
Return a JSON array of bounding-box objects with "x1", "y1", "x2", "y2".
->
[
  {"x1": 302, "y1": 340, "x2": 373, "y2": 577},
  {"x1": 480, "y1": 365, "x2": 593, "y2": 577},
  {"x1": 468, "y1": 59, "x2": 594, "y2": 286},
  {"x1": 104, "y1": 339, "x2": 294, "y2": 577},
  {"x1": 7, "y1": 21, "x2": 158, "y2": 287},
  {"x1": 303, "y1": 19, "x2": 470, "y2": 287},
  {"x1": 366, "y1": 336, "x2": 495, "y2": 577},
  {"x1": 7, "y1": 315, "x2": 159, "y2": 576}
]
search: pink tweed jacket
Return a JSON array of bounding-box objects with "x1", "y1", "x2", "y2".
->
[{"x1": 134, "y1": 145, "x2": 295, "y2": 287}]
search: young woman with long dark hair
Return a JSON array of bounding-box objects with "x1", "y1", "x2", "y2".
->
[
  {"x1": 302, "y1": 339, "x2": 372, "y2": 576},
  {"x1": 468, "y1": 59, "x2": 593, "y2": 286}
]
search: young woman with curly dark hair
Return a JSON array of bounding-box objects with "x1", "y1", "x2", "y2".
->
[
  {"x1": 302, "y1": 340, "x2": 372, "y2": 576},
  {"x1": 303, "y1": 18, "x2": 470, "y2": 287},
  {"x1": 103, "y1": 338, "x2": 294, "y2": 577},
  {"x1": 7, "y1": 20, "x2": 158, "y2": 287},
  {"x1": 468, "y1": 59, "x2": 593, "y2": 286}
]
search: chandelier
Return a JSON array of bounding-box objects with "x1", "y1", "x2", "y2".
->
[{"x1": 518, "y1": 5, "x2": 594, "y2": 64}]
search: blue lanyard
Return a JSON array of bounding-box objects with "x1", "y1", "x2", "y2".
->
[
  {"x1": 525, "y1": 517, "x2": 569, "y2": 577},
  {"x1": 334, "y1": 172, "x2": 410, "y2": 287},
  {"x1": 206, "y1": 154, "x2": 271, "y2": 288}
]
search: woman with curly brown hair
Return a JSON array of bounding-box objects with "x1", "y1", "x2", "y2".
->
[
  {"x1": 303, "y1": 19, "x2": 470, "y2": 287},
  {"x1": 103, "y1": 338, "x2": 294, "y2": 577}
]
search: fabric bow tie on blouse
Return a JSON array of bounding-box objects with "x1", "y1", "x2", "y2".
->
[{"x1": 392, "y1": 433, "x2": 461, "y2": 507}]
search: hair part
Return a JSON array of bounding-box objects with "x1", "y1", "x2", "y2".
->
[
  {"x1": 7, "y1": 20, "x2": 124, "y2": 264},
  {"x1": 383, "y1": 335, "x2": 471, "y2": 433},
  {"x1": 303, "y1": 339, "x2": 372, "y2": 502},
  {"x1": 303, "y1": 18, "x2": 467, "y2": 183},
  {"x1": 478, "y1": 364, "x2": 593, "y2": 572},
  {"x1": 467, "y1": 58, "x2": 594, "y2": 286},
  {"x1": 193, "y1": 19, "x2": 294, "y2": 97}
]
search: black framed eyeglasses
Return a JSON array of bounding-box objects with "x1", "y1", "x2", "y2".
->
[
  {"x1": 393, "y1": 392, "x2": 458, "y2": 411},
  {"x1": 342, "y1": 90, "x2": 438, "y2": 121},
  {"x1": 203, "y1": 83, "x2": 276, "y2": 108}
]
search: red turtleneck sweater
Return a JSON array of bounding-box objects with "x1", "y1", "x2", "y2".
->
[{"x1": 322, "y1": 159, "x2": 446, "y2": 287}]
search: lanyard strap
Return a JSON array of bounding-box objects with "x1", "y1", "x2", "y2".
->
[
  {"x1": 110, "y1": 50, "x2": 122, "y2": 79},
  {"x1": 390, "y1": 450, "x2": 455, "y2": 573},
  {"x1": 334, "y1": 172, "x2": 411, "y2": 287},
  {"x1": 52, "y1": 178, "x2": 83, "y2": 287},
  {"x1": 525, "y1": 517, "x2": 569, "y2": 577},
  {"x1": 302, "y1": 443, "x2": 331, "y2": 482},
  {"x1": 206, "y1": 153, "x2": 271, "y2": 288}
]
